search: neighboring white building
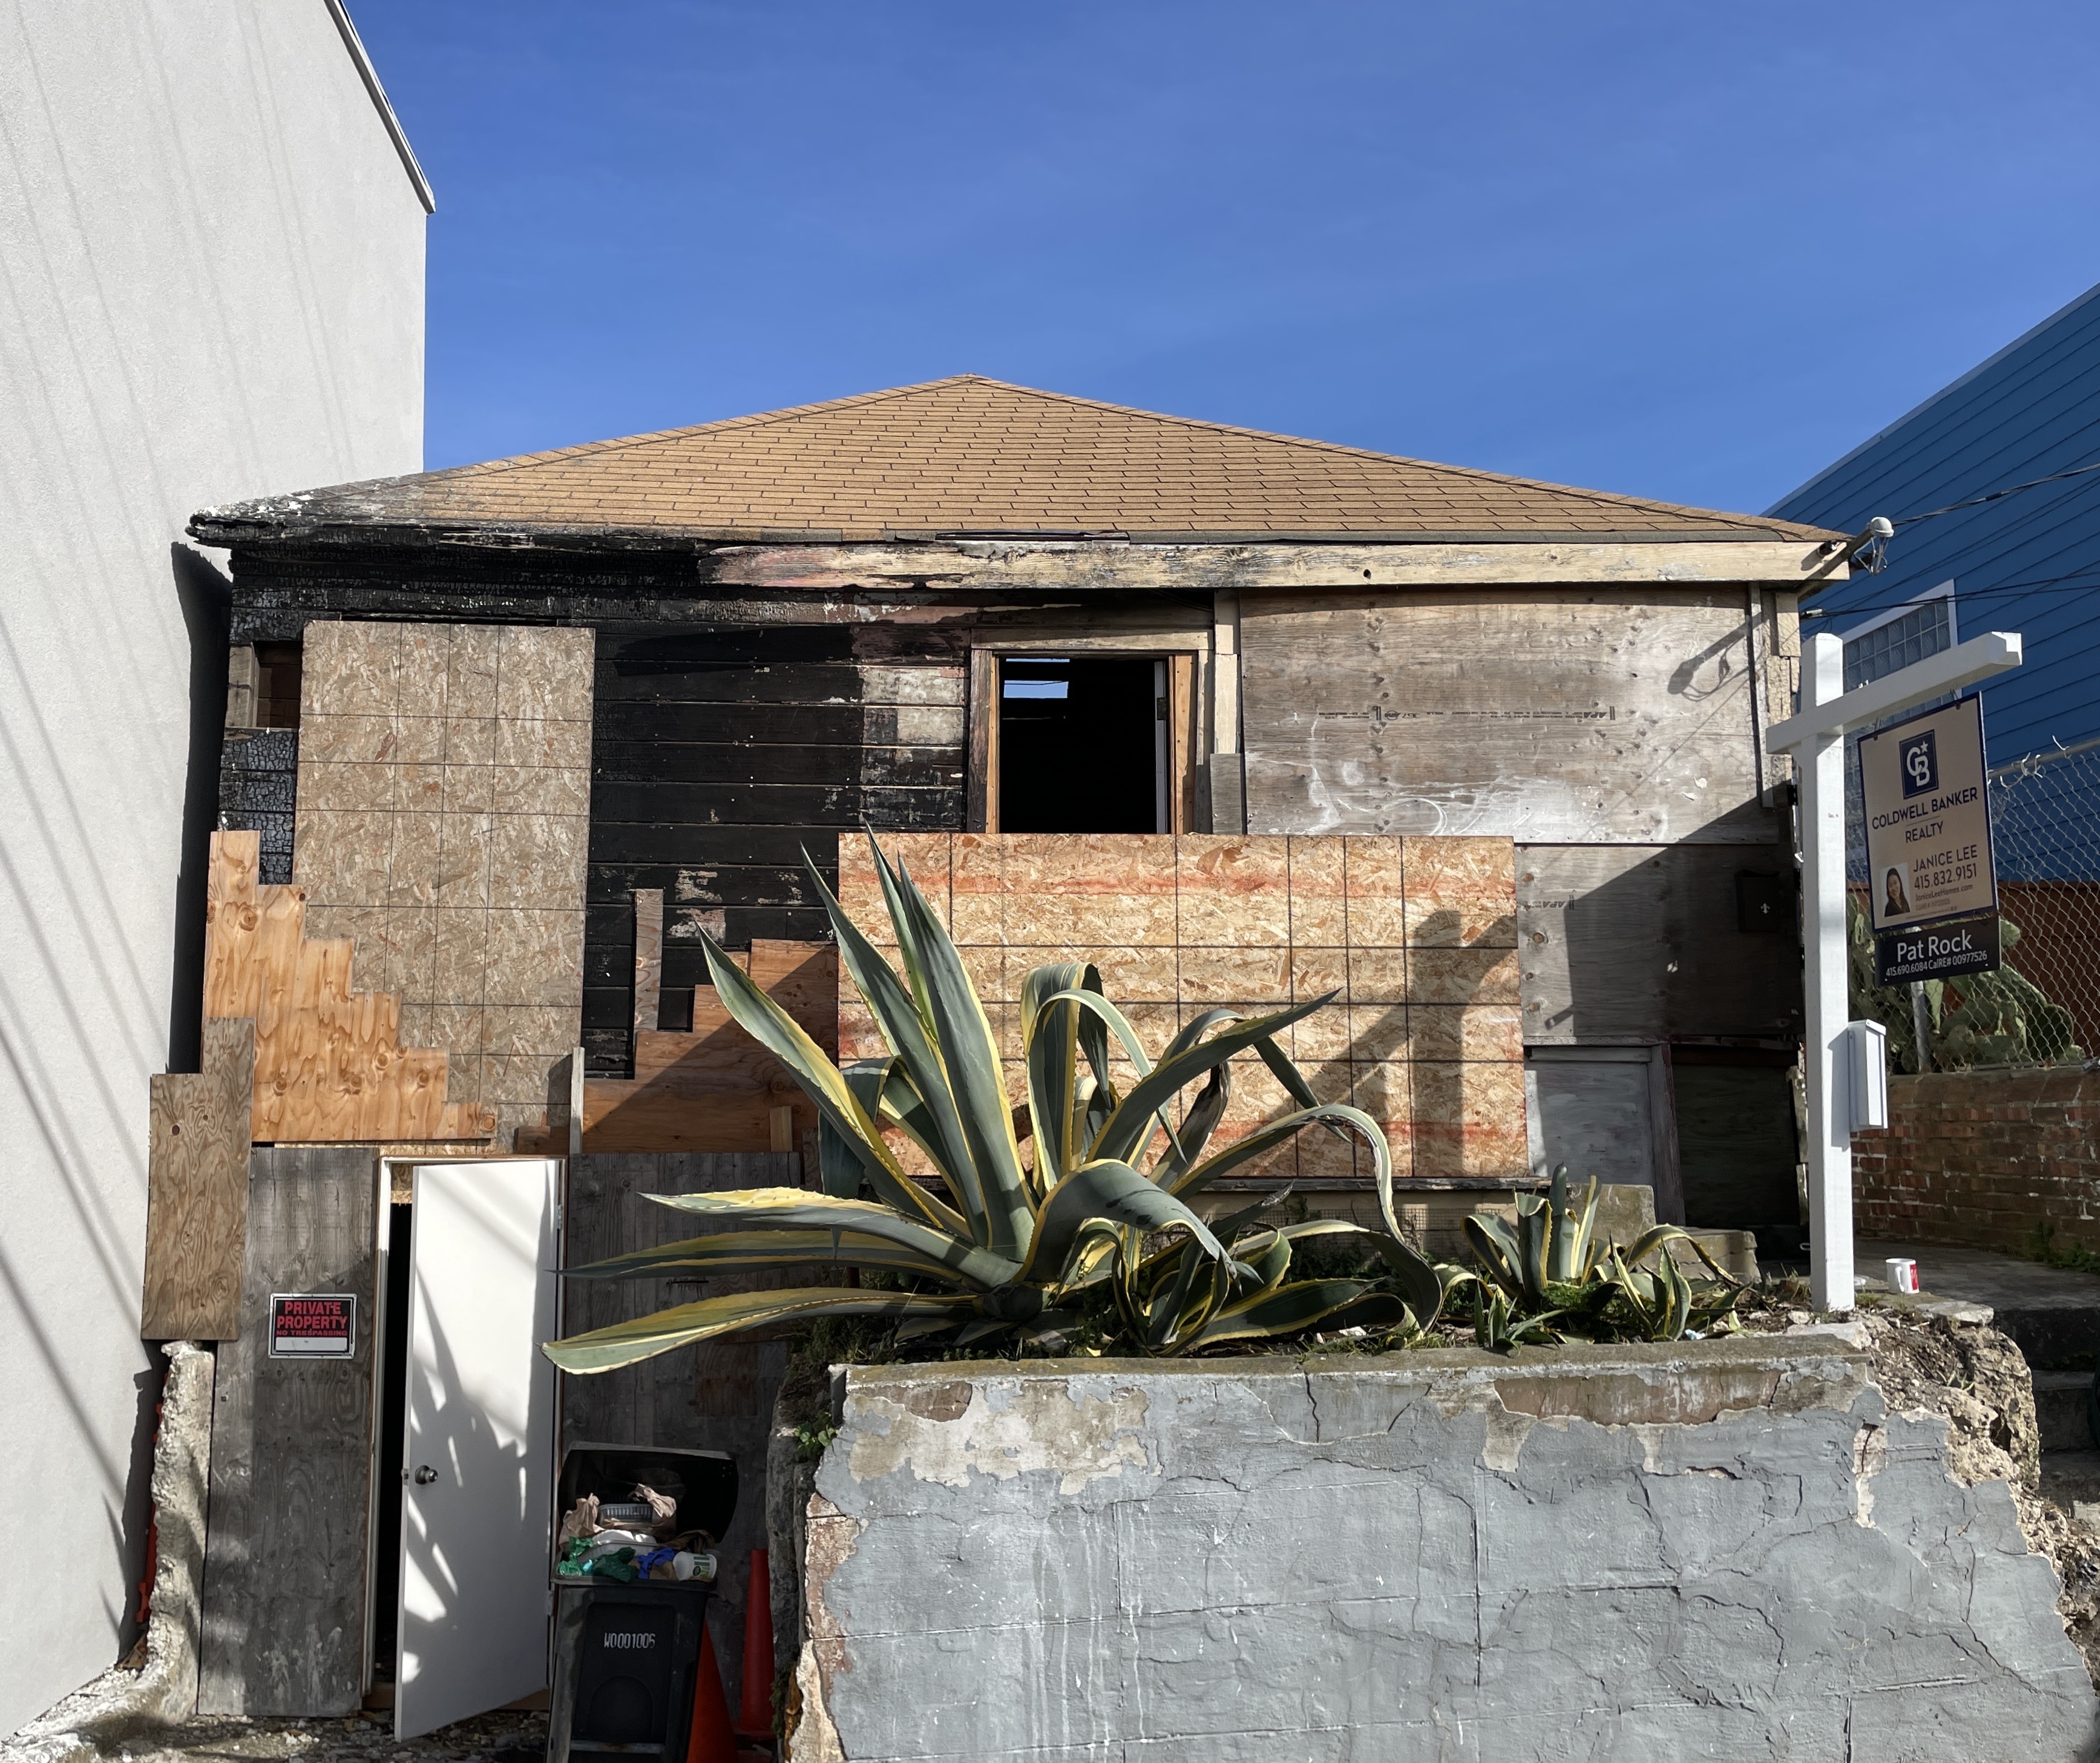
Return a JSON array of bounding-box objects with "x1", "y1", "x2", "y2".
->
[{"x1": 0, "y1": 0, "x2": 428, "y2": 1729}]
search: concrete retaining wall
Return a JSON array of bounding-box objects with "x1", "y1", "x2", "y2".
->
[{"x1": 789, "y1": 1339, "x2": 2095, "y2": 1762}]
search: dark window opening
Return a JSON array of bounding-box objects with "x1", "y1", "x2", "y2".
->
[
  {"x1": 254, "y1": 640, "x2": 303, "y2": 729},
  {"x1": 999, "y1": 656, "x2": 1163, "y2": 833}
]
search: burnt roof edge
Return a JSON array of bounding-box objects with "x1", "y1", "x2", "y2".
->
[{"x1": 188, "y1": 514, "x2": 1840, "y2": 551}]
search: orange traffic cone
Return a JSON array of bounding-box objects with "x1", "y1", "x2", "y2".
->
[
  {"x1": 736, "y1": 1549, "x2": 775, "y2": 1743},
  {"x1": 684, "y1": 1625, "x2": 738, "y2": 1763}
]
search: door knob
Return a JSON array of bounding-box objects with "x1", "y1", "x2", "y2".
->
[{"x1": 414, "y1": 1465, "x2": 438, "y2": 1485}]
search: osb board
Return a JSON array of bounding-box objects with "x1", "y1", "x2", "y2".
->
[
  {"x1": 1238, "y1": 588, "x2": 1780, "y2": 845},
  {"x1": 142, "y1": 1017, "x2": 255, "y2": 1340},
  {"x1": 206, "y1": 830, "x2": 494, "y2": 1141},
  {"x1": 837, "y1": 833, "x2": 1524, "y2": 1181},
  {"x1": 519, "y1": 941, "x2": 835, "y2": 1155},
  {"x1": 293, "y1": 620, "x2": 595, "y2": 1144},
  {"x1": 198, "y1": 1147, "x2": 378, "y2": 1718}
]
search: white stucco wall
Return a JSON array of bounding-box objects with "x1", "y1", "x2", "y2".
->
[{"x1": 0, "y1": 0, "x2": 425, "y2": 1730}]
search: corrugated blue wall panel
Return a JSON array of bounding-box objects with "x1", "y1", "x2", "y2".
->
[{"x1": 1769, "y1": 281, "x2": 2100, "y2": 767}]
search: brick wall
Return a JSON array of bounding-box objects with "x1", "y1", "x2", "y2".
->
[{"x1": 1853, "y1": 1065, "x2": 2100, "y2": 1252}]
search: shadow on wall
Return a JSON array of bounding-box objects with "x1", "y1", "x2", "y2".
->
[{"x1": 168, "y1": 543, "x2": 231, "y2": 1076}]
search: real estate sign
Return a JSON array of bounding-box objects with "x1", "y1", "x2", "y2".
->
[{"x1": 1859, "y1": 693, "x2": 2000, "y2": 980}]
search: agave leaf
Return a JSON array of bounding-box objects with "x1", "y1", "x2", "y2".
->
[
  {"x1": 1255, "y1": 1033, "x2": 1321, "y2": 1114},
  {"x1": 1203, "y1": 1185, "x2": 1293, "y2": 1244},
  {"x1": 1089, "y1": 996, "x2": 1329, "y2": 1166},
  {"x1": 1463, "y1": 1210, "x2": 1525, "y2": 1299},
  {"x1": 645, "y1": 1188, "x2": 1020, "y2": 1289},
  {"x1": 1365, "y1": 1230, "x2": 1445, "y2": 1328},
  {"x1": 806, "y1": 858, "x2": 989, "y2": 1238},
  {"x1": 1029, "y1": 987, "x2": 1183, "y2": 1169},
  {"x1": 566, "y1": 1227, "x2": 973, "y2": 1285},
  {"x1": 1164, "y1": 1102, "x2": 1386, "y2": 1199},
  {"x1": 697, "y1": 933, "x2": 935, "y2": 1221},
  {"x1": 1183, "y1": 1278, "x2": 1379, "y2": 1350},
  {"x1": 1144, "y1": 1230, "x2": 1218, "y2": 1350},
  {"x1": 1325, "y1": 1289, "x2": 1416, "y2": 1334},
  {"x1": 1020, "y1": 962, "x2": 1095, "y2": 1192},
  {"x1": 543, "y1": 1287, "x2": 977, "y2": 1376},
  {"x1": 1020, "y1": 1158, "x2": 1235, "y2": 1290},
  {"x1": 1150, "y1": 1063, "x2": 1232, "y2": 1187},
  {"x1": 1514, "y1": 1195, "x2": 1549, "y2": 1301},
  {"x1": 875, "y1": 839, "x2": 1034, "y2": 1259},
  {"x1": 827, "y1": 1059, "x2": 969, "y2": 1236},
  {"x1": 821, "y1": 1061, "x2": 888, "y2": 1200}
]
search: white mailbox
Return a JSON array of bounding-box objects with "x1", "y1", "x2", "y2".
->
[{"x1": 1842, "y1": 1019, "x2": 1890, "y2": 1133}]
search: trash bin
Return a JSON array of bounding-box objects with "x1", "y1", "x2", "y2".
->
[{"x1": 548, "y1": 1446, "x2": 738, "y2": 1763}]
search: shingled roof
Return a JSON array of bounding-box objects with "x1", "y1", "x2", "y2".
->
[{"x1": 192, "y1": 375, "x2": 1837, "y2": 546}]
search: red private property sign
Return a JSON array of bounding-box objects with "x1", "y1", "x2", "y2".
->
[{"x1": 269, "y1": 1293, "x2": 356, "y2": 1358}]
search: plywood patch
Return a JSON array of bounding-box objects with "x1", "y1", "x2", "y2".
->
[
  {"x1": 142, "y1": 1017, "x2": 255, "y2": 1339},
  {"x1": 205, "y1": 830, "x2": 494, "y2": 1141}
]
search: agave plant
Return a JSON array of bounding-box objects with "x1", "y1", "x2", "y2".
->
[
  {"x1": 1460, "y1": 1166, "x2": 1741, "y2": 1348},
  {"x1": 543, "y1": 834, "x2": 1440, "y2": 1374},
  {"x1": 1082, "y1": 1204, "x2": 1449, "y2": 1356}
]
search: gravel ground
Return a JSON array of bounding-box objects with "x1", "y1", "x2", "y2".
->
[{"x1": 3, "y1": 1691, "x2": 545, "y2": 1763}]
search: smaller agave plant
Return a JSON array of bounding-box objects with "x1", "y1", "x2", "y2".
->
[
  {"x1": 1461, "y1": 1166, "x2": 1741, "y2": 1348},
  {"x1": 543, "y1": 834, "x2": 1445, "y2": 1374}
]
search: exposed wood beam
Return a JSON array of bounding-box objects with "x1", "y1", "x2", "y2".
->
[{"x1": 697, "y1": 540, "x2": 1845, "y2": 593}]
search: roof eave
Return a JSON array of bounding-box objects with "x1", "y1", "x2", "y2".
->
[{"x1": 188, "y1": 515, "x2": 1840, "y2": 551}]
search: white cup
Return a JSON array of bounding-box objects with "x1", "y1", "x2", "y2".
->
[{"x1": 1885, "y1": 1257, "x2": 1920, "y2": 1295}]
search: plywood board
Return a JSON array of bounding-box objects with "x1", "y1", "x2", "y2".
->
[
  {"x1": 560, "y1": 1153, "x2": 798, "y2": 1704},
  {"x1": 142, "y1": 1018, "x2": 255, "y2": 1340},
  {"x1": 1515, "y1": 843, "x2": 1803, "y2": 1043},
  {"x1": 199, "y1": 1147, "x2": 379, "y2": 1717},
  {"x1": 632, "y1": 888, "x2": 663, "y2": 1040},
  {"x1": 1239, "y1": 588, "x2": 1780, "y2": 844},
  {"x1": 205, "y1": 830, "x2": 493, "y2": 1141}
]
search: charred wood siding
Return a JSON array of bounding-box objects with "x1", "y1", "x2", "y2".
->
[
  {"x1": 218, "y1": 729, "x2": 298, "y2": 883},
  {"x1": 586, "y1": 626, "x2": 965, "y2": 1072}
]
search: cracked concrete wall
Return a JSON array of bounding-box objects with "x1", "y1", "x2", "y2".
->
[{"x1": 790, "y1": 1339, "x2": 2096, "y2": 1762}]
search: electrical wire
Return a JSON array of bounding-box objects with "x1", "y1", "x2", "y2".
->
[
  {"x1": 1891, "y1": 459, "x2": 2100, "y2": 527},
  {"x1": 1801, "y1": 570, "x2": 2100, "y2": 620}
]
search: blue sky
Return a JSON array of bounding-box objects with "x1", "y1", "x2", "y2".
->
[{"x1": 354, "y1": 1, "x2": 2100, "y2": 515}]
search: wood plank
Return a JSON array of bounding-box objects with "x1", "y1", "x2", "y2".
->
[
  {"x1": 1515, "y1": 842, "x2": 1803, "y2": 1043},
  {"x1": 1241, "y1": 589, "x2": 1780, "y2": 845},
  {"x1": 633, "y1": 888, "x2": 663, "y2": 1043},
  {"x1": 142, "y1": 1018, "x2": 255, "y2": 1341},
  {"x1": 592, "y1": 741, "x2": 961, "y2": 789},
  {"x1": 1168, "y1": 652, "x2": 1197, "y2": 833},
  {"x1": 205, "y1": 830, "x2": 493, "y2": 1142},
  {"x1": 967, "y1": 649, "x2": 997, "y2": 832},
  {"x1": 199, "y1": 1147, "x2": 379, "y2": 1716},
  {"x1": 694, "y1": 540, "x2": 1843, "y2": 593}
]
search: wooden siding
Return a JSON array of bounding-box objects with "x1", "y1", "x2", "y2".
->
[
  {"x1": 199, "y1": 1148, "x2": 379, "y2": 1717},
  {"x1": 1239, "y1": 588, "x2": 1782, "y2": 845}
]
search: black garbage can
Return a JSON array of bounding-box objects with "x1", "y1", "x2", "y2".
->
[
  {"x1": 549, "y1": 1580, "x2": 712, "y2": 1763},
  {"x1": 547, "y1": 1445, "x2": 739, "y2": 1763}
]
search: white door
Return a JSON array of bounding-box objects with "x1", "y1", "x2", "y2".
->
[{"x1": 396, "y1": 1160, "x2": 561, "y2": 1739}]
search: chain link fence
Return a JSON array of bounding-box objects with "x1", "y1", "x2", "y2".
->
[
  {"x1": 1988, "y1": 737, "x2": 2100, "y2": 1059},
  {"x1": 1843, "y1": 730, "x2": 2099, "y2": 1071}
]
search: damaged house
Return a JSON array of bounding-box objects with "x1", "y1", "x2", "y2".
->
[{"x1": 150, "y1": 375, "x2": 1848, "y2": 1724}]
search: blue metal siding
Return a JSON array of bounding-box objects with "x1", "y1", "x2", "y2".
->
[{"x1": 1768, "y1": 280, "x2": 2100, "y2": 769}]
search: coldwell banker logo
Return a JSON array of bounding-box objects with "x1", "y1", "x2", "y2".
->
[{"x1": 1900, "y1": 729, "x2": 1938, "y2": 798}]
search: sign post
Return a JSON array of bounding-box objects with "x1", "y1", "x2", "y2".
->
[{"x1": 1765, "y1": 629, "x2": 2021, "y2": 1311}]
